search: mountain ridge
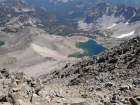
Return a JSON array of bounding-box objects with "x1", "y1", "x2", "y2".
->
[{"x1": 0, "y1": 0, "x2": 79, "y2": 36}]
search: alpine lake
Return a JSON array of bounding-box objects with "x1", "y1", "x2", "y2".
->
[
  {"x1": 69, "y1": 35, "x2": 107, "y2": 58},
  {"x1": 0, "y1": 41, "x2": 5, "y2": 46}
]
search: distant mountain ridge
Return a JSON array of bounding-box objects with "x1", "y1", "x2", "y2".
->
[
  {"x1": 84, "y1": 2, "x2": 140, "y2": 27},
  {"x1": 0, "y1": 0, "x2": 79, "y2": 35},
  {"x1": 78, "y1": 2, "x2": 140, "y2": 38},
  {"x1": 3, "y1": 0, "x2": 140, "y2": 19},
  {"x1": 1, "y1": 0, "x2": 140, "y2": 38}
]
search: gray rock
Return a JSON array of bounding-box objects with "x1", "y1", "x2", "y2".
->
[
  {"x1": 119, "y1": 85, "x2": 130, "y2": 91},
  {"x1": 105, "y1": 82, "x2": 114, "y2": 87},
  {"x1": 128, "y1": 84, "x2": 133, "y2": 90},
  {"x1": 0, "y1": 68, "x2": 9, "y2": 78},
  {"x1": 90, "y1": 102, "x2": 104, "y2": 105},
  {"x1": 136, "y1": 96, "x2": 140, "y2": 102},
  {"x1": 88, "y1": 87, "x2": 94, "y2": 92},
  {"x1": 64, "y1": 101, "x2": 104, "y2": 105},
  {"x1": 0, "y1": 72, "x2": 4, "y2": 79},
  {"x1": 45, "y1": 95, "x2": 51, "y2": 102},
  {"x1": 133, "y1": 79, "x2": 140, "y2": 85},
  {"x1": 55, "y1": 88, "x2": 66, "y2": 98},
  {"x1": 0, "y1": 91, "x2": 6, "y2": 101},
  {"x1": 129, "y1": 98, "x2": 139, "y2": 105}
]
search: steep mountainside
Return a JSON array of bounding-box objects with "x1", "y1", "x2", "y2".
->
[
  {"x1": 40, "y1": 36, "x2": 140, "y2": 105},
  {"x1": 0, "y1": 37, "x2": 139, "y2": 105}
]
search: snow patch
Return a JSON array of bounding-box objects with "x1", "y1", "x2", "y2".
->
[
  {"x1": 133, "y1": 13, "x2": 136, "y2": 17},
  {"x1": 41, "y1": 7, "x2": 46, "y2": 11},
  {"x1": 38, "y1": 24, "x2": 43, "y2": 26},
  {"x1": 106, "y1": 23, "x2": 117, "y2": 29},
  {"x1": 125, "y1": 13, "x2": 136, "y2": 25},
  {"x1": 125, "y1": 22, "x2": 129, "y2": 25},
  {"x1": 22, "y1": 8, "x2": 32, "y2": 12},
  {"x1": 62, "y1": 0, "x2": 68, "y2": 2},
  {"x1": 117, "y1": 31, "x2": 135, "y2": 38},
  {"x1": 78, "y1": 20, "x2": 93, "y2": 31}
]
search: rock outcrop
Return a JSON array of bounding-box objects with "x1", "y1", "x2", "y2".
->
[{"x1": 0, "y1": 68, "x2": 45, "y2": 105}]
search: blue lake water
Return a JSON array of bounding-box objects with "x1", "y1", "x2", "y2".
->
[
  {"x1": 0, "y1": 41, "x2": 5, "y2": 46},
  {"x1": 69, "y1": 36, "x2": 107, "y2": 58}
]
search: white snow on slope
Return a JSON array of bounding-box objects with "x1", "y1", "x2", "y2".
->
[
  {"x1": 125, "y1": 22, "x2": 129, "y2": 25},
  {"x1": 117, "y1": 31, "x2": 135, "y2": 38},
  {"x1": 106, "y1": 23, "x2": 117, "y2": 29}
]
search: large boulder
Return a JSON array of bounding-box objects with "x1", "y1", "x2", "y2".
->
[
  {"x1": 0, "y1": 91, "x2": 6, "y2": 102},
  {"x1": 31, "y1": 94, "x2": 39, "y2": 104},
  {"x1": 0, "y1": 68, "x2": 9, "y2": 78},
  {"x1": 55, "y1": 88, "x2": 66, "y2": 98}
]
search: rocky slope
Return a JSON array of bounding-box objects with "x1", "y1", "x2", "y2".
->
[
  {"x1": 0, "y1": 37, "x2": 139, "y2": 105},
  {"x1": 0, "y1": 68, "x2": 45, "y2": 105},
  {"x1": 39, "y1": 36, "x2": 140, "y2": 105}
]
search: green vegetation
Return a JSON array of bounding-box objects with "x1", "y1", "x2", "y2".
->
[
  {"x1": 69, "y1": 42, "x2": 88, "y2": 57},
  {"x1": 75, "y1": 42, "x2": 79, "y2": 48},
  {"x1": 82, "y1": 48, "x2": 88, "y2": 54},
  {"x1": 75, "y1": 42, "x2": 88, "y2": 54},
  {"x1": 104, "y1": 30, "x2": 113, "y2": 36}
]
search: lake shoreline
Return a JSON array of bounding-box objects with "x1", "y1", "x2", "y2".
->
[{"x1": 69, "y1": 35, "x2": 107, "y2": 58}]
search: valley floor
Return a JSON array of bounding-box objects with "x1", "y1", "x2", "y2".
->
[
  {"x1": 0, "y1": 27, "x2": 89, "y2": 76},
  {"x1": 0, "y1": 20, "x2": 137, "y2": 77}
]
